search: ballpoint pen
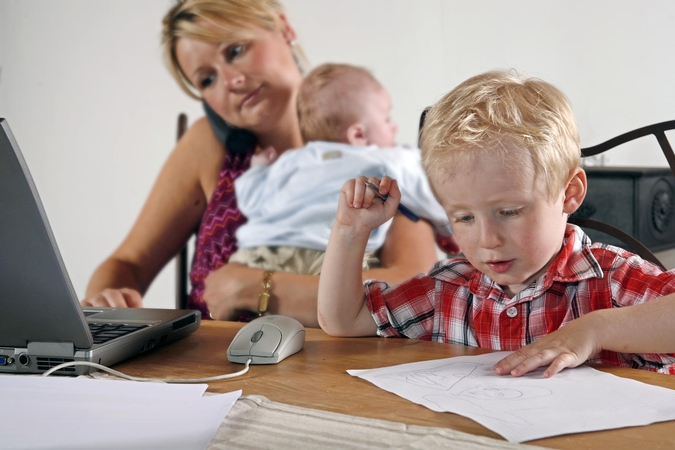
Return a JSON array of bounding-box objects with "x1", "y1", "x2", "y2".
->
[{"x1": 364, "y1": 179, "x2": 420, "y2": 222}]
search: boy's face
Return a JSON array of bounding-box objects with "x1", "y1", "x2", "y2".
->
[
  {"x1": 432, "y1": 146, "x2": 569, "y2": 298},
  {"x1": 359, "y1": 86, "x2": 398, "y2": 147}
]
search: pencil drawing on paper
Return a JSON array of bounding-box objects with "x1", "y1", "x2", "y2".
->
[{"x1": 375, "y1": 361, "x2": 552, "y2": 425}]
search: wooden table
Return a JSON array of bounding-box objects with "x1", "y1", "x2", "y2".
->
[{"x1": 114, "y1": 321, "x2": 675, "y2": 449}]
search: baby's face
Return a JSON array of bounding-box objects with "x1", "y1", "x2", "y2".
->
[
  {"x1": 359, "y1": 87, "x2": 398, "y2": 147},
  {"x1": 432, "y1": 146, "x2": 568, "y2": 298}
]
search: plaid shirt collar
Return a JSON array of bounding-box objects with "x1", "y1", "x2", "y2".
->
[{"x1": 433, "y1": 224, "x2": 604, "y2": 302}]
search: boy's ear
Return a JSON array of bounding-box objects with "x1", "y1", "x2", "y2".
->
[
  {"x1": 562, "y1": 167, "x2": 587, "y2": 215},
  {"x1": 345, "y1": 123, "x2": 368, "y2": 146}
]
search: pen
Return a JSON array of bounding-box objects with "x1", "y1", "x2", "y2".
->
[{"x1": 364, "y1": 179, "x2": 420, "y2": 222}]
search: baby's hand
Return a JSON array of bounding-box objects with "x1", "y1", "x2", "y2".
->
[
  {"x1": 335, "y1": 175, "x2": 400, "y2": 233},
  {"x1": 251, "y1": 146, "x2": 278, "y2": 167},
  {"x1": 493, "y1": 314, "x2": 602, "y2": 377}
]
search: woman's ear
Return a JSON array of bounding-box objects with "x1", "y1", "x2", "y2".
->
[
  {"x1": 345, "y1": 123, "x2": 368, "y2": 146},
  {"x1": 562, "y1": 167, "x2": 587, "y2": 215},
  {"x1": 277, "y1": 13, "x2": 297, "y2": 44}
]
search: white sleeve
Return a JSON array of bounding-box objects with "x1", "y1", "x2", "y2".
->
[
  {"x1": 233, "y1": 165, "x2": 269, "y2": 218},
  {"x1": 387, "y1": 148, "x2": 453, "y2": 236}
]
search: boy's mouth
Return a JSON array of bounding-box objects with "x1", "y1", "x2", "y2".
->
[{"x1": 486, "y1": 260, "x2": 514, "y2": 273}]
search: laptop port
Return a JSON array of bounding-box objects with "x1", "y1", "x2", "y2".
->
[
  {"x1": 0, "y1": 356, "x2": 13, "y2": 366},
  {"x1": 143, "y1": 339, "x2": 156, "y2": 352},
  {"x1": 18, "y1": 353, "x2": 30, "y2": 365}
]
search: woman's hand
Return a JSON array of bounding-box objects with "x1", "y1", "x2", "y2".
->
[
  {"x1": 80, "y1": 288, "x2": 143, "y2": 308},
  {"x1": 204, "y1": 263, "x2": 261, "y2": 320}
]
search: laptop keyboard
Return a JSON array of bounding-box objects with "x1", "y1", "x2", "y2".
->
[{"x1": 88, "y1": 323, "x2": 150, "y2": 345}]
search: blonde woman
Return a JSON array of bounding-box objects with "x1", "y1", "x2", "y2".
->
[{"x1": 82, "y1": 0, "x2": 439, "y2": 327}]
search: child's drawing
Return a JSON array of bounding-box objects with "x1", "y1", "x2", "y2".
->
[
  {"x1": 349, "y1": 352, "x2": 675, "y2": 443},
  {"x1": 375, "y1": 361, "x2": 552, "y2": 425}
]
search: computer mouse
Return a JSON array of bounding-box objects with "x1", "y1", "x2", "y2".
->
[{"x1": 227, "y1": 315, "x2": 305, "y2": 364}]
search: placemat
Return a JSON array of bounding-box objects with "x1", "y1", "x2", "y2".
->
[{"x1": 210, "y1": 395, "x2": 547, "y2": 449}]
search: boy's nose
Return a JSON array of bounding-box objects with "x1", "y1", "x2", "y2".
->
[{"x1": 478, "y1": 221, "x2": 502, "y2": 249}]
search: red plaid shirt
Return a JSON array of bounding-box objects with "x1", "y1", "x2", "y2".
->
[{"x1": 365, "y1": 224, "x2": 675, "y2": 373}]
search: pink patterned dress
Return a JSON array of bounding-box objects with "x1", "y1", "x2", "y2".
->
[{"x1": 187, "y1": 148, "x2": 253, "y2": 318}]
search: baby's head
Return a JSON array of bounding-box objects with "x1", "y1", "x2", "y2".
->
[
  {"x1": 297, "y1": 63, "x2": 398, "y2": 147},
  {"x1": 420, "y1": 70, "x2": 587, "y2": 297}
]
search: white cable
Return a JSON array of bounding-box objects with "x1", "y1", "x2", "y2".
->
[{"x1": 41, "y1": 359, "x2": 252, "y2": 383}]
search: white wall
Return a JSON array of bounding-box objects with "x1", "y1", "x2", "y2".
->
[{"x1": 1, "y1": 0, "x2": 674, "y2": 309}]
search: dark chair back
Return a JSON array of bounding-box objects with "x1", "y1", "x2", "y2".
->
[
  {"x1": 568, "y1": 120, "x2": 675, "y2": 270},
  {"x1": 175, "y1": 113, "x2": 189, "y2": 309}
]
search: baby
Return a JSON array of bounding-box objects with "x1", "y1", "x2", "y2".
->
[{"x1": 230, "y1": 63, "x2": 457, "y2": 275}]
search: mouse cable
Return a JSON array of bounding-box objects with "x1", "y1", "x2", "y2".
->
[{"x1": 40, "y1": 359, "x2": 252, "y2": 383}]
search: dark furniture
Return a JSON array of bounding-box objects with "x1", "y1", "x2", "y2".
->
[
  {"x1": 572, "y1": 166, "x2": 675, "y2": 253},
  {"x1": 568, "y1": 120, "x2": 675, "y2": 270}
]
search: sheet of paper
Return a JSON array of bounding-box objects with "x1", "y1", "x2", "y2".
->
[
  {"x1": 348, "y1": 352, "x2": 675, "y2": 443},
  {"x1": 0, "y1": 375, "x2": 241, "y2": 450}
]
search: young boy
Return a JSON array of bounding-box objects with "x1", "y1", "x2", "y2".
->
[
  {"x1": 317, "y1": 69, "x2": 675, "y2": 375},
  {"x1": 230, "y1": 63, "x2": 457, "y2": 275}
]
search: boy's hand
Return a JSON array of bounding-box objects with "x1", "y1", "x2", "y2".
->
[
  {"x1": 335, "y1": 175, "x2": 401, "y2": 234},
  {"x1": 493, "y1": 314, "x2": 603, "y2": 378}
]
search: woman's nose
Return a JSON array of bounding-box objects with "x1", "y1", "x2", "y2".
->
[{"x1": 220, "y1": 65, "x2": 245, "y2": 88}]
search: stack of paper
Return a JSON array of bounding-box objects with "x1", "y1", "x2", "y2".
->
[{"x1": 0, "y1": 375, "x2": 240, "y2": 449}]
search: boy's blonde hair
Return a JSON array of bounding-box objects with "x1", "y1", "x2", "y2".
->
[
  {"x1": 161, "y1": 0, "x2": 309, "y2": 100},
  {"x1": 297, "y1": 63, "x2": 383, "y2": 143},
  {"x1": 420, "y1": 70, "x2": 581, "y2": 200}
]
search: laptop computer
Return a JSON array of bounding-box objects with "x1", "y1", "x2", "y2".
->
[{"x1": 0, "y1": 118, "x2": 201, "y2": 375}]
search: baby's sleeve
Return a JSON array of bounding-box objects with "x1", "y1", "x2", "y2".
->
[
  {"x1": 233, "y1": 165, "x2": 269, "y2": 218},
  {"x1": 389, "y1": 149, "x2": 452, "y2": 236}
]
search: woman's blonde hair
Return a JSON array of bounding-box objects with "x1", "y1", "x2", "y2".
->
[
  {"x1": 420, "y1": 70, "x2": 580, "y2": 200},
  {"x1": 161, "y1": 0, "x2": 309, "y2": 100},
  {"x1": 297, "y1": 63, "x2": 382, "y2": 143}
]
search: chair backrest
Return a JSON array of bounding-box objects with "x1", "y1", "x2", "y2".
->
[
  {"x1": 568, "y1": 120, "x2": 675, "y2": 270},
  {"x1": 173, "y1": 106, "x2": 255, "y2": 309},
  {"x1": 175, "y1": 113, "x2": 189, "y2": 309},
  {"x1": 418, "y1": 108, "x2": 675, "y2": 270}
]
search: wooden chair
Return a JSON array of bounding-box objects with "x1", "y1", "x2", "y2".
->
[
  {"x1": 418, "y1": 108, "x2": 675, "y2": 270},
  {"x1": 173, "y1": 106, "x2": 256, "y2": 309},
  {"x1": 175, "y1": 113, "x2": 189, "y2": 309}
]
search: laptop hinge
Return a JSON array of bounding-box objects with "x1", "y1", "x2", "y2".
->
[{"x1": 27, "y1": 342, "x2": 75, "y2": 357}]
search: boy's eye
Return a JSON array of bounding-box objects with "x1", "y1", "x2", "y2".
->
[{"x1": 500, "y1": 209, "x2": 520, "y2": 218}]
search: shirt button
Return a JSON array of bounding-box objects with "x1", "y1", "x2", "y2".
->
[{"x1": 506, "y1": 307, "x2": 518, "y2": 318}]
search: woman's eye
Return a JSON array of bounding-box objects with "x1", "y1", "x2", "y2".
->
[
  {"x1": 226, "y1": 44, "x2": 244, "y2": 61},
  {"x1": 199, "y1": 74, "x2": 215, "y2": 89}
]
